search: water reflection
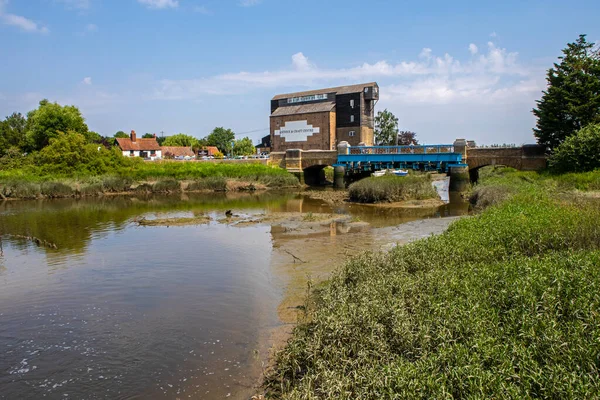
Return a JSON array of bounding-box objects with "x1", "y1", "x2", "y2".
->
[{"x1": 0, "y1": 189, "x2": 469, "y2": 399}]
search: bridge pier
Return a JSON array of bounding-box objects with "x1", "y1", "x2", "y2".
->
[
  {"x1": 449, "y1": 165, "x2": 470, "y2": 192},
  {"x1": 333, "y1": 166, "x2": 345, "y2": 189}
]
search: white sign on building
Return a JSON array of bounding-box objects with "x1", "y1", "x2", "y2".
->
[{"x1": 274, "y1": 120, "x2": 320, "y2": 142}]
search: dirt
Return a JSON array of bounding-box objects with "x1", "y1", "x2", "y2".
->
[{"x1": 135, "y1": 215, "x2": 211, "y2": 226}]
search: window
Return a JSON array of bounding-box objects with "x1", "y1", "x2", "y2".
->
[
  {"x1": 151, "y1": 150, "x2": 156, "y2": 155},
  {"x1": 350, "y1": 99, "x2": 355, "y2": 108},
  {"x1": 364, "y1": 88, "x2": 369, "y2": 93},
  {"x1": 130, "y1": 150, "x2": 134, "y2": 155},
  {"x1": 349, "y1": 131, "x2": 355, "y2": 137},
  {"x1": 350, "y1": 115, "x2": 354, "y2": 123}
]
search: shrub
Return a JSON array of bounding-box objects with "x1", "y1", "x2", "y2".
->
[
  {"x1": 1, "y1": 182, "x2": 41, "y2": 199},
  {"x1": 152, "y1": 179, "x2": 181, "y2": 193},
  {"x1": 186, "y1": 176, "x2": 227, "y2": 192},
  {"x1": 348, "y1": 174, "x2": 438, "y2": 203},
  {"x1": 549, "y1": 123, "x2": 600, "y2": 173},
  {"x1": 258, "y1": 174, "x2": 300, "y2": 188},
  {"x1": 40, "y1": 181, "x2": 74, "y2": 198},
  {"x1": 102, "y1": 176, "x2": 132, "y2": 193}
]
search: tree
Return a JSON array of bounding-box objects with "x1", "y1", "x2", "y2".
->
[
  {"x1": 25, "y1": 99, "x2": 89, "y2": 151},
  {"x1": 374, "y1": 109, "x2": 398, "y2": 145},
  {"x1": 233, "y1": 137, "x2": 256, "y2": 156},
  {"x1": 548, "y1": 123, "x2": 600, "y2": 173},
  {"x1": 83, "y1": 130, "x2": 102, "y2": 144},
  {"x1": 533, "y1": 34, "x2": 600, "y2": 150},
  {"x1": 397, "y1": 131, "x2": 419, "y2": 145},
  {"x1": 206, "y1": 127, "x2": 235, "y2": 154},
  {"x1": 142, "y1": 133, "x2": 155, "y2": 139},
  {"x1": 114, "y1": 131, "x2": 129, "y2": 138},
  {"x1": 162, "y1": 133, "x2": 199, "y2": 147},
  {"x1": 0, "y1": 112, "x2": 27, "y2": 155}
]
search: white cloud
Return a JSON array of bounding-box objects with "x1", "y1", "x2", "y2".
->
[
  {"x1": 137, "y1": 0, "x2": 178, "y2": 9},
  {"x1": 240, "y1": 0, "x2": 262, "y2": 6},
  {"x1": 0, "y1": 1, "x2": 49, "y2": 33},
  {"x1": 468, "y1": 43, "x2": 478, "y2": 55},
  {"x1": 82, "y1": 77, "x2": 92, "y2": 85},
  {"x1": 85, "y1": 23, "x2": 97, "y2": 32}
]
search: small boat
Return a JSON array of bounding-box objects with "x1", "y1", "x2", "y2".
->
[
  {"x1": 372, "y1": 170, "x2": 386, "y2": 177},
  {"x1": 392, "y1": 169, "x2": 409, "y2": 177}
]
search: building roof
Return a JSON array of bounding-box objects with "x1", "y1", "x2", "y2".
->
[
  {"x1": 272, "y1": 82, "x2": 378, "y2": 101},
  {"x1": 270, "y1": 101, "x2": 336, "y2": 117},
  {"x1": 161, "y1": 146, "x2": 195, "y2": 157},
  {"x1": 116, "y1": 137, "x2": 161, "y2": 151},
  {"x1": 199, "y1": 146, "x2": 220, "y2": 155}
]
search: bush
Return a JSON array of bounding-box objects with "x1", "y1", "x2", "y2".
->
[
  {"x1": 1, "y1": 182, "x2": 41, "y2": 199},
  {"x1": 258, "y1": 174, "x2": 300, "y2": 188},
  {"x1": 40, "y1": 181, "x2": 74, "y2": 198},
  {"x1": 152, "y1": 179, "x2": 181, "y2": 193},
  {"x1": 102, "y1": 176, "x2": 132, "y2": 193},
  {"x1": 549, "y1": 123, "x2": 600, "y2": 173},
  {"x1": 348, "y1": 174, "x2": 438, "y2": 203},
  {"x1": 186, "y1": 176, "x2": 228, "y2": 191}
]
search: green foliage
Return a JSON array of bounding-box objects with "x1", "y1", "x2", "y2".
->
[
  {"x1": 206, "y1": 127, "x2": 235, "y2": 154},
  {"x1": 26, "y1": 99, "x2": 89, "y2": 151},
  {"x1": 258, "y1": 174, "x2": 300, "y2": 188},
  {"x1": 152, "y1": 179, "x2": 181, "y2": 193},
  {"x1": 35, "y1": 131, "x2": 134, "y2": 175},
  {"x1": 374, "y1": 109, "x2": 398, "y2": 146},
  {"x1": 102, "y1": 176, "x2": 132, "y2": 192},
  {"x1": 114, "y1": 131, "x2": 129, "y2": 138},
  {"x1": 548, "y1": 123, "x2": 600, "y2": 173},
  {"x1": 142, "y1": 133, "x2": 155, "y2": 139},
  {"x1": 348, "y1": 174, "x2": 438, "y2": 203},
  {"x1": 0, "y1": 112, "x2": 27, "y2": 154},
  {"x1": 269, "y1": 191, "x2": 600, "y2": 399},
  {"x1": 214, "y1": 151, "x2": 224, "y2": 159},
  {"x1": 186, "y1": 176, "x2": 228, "y2": 192},
  {"x1": 233, "y1": 136, "x2": 256, "y2": 156},
  {"x1": 1, "y1": 182, "x2": 41, "y2": 199},
  {"x1": 40, "y1": 181, "x2": 74, "y2": 198},
  {"x1": 533, "y1": 35, "x2": 600, "y2": 150},
  {"x1": 162, "y1": 133, "x2": 199, "y2": 147}
]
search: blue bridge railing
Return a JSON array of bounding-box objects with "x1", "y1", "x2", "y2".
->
[{"x1": 336, "y1": 144, "x2": 463, "y2": 174}]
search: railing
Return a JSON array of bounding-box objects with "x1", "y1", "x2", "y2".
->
[{"x1": 348, "y1": 145, "x2": 454, "y2": 155}]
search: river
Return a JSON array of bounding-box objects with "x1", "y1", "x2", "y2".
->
[{"x1": 0, "y1": 186, "x2": 468, "y2": 399}]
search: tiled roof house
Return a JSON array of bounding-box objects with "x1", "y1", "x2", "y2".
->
[{"x1": 116, "y1": 131, "x2": 162, "y2": 160}]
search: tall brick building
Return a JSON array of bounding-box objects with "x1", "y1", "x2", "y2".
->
[{"x1": 270, "y1": 82, "x2": 379, "y2": 152}]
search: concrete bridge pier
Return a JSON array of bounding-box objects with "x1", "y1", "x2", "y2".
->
[
  {"x1": 449, "y1": 165, "x2": 470, "y2": 192},
  {"x1": 333, "y1": 166, "x2": 346, "y2": 188}
]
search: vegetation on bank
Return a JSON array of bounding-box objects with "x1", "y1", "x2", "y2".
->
[
  {"x1": 267, "y1": 169, "x2": 600, "y2": 399},
  {"x1": 348, "y1": 174, "x2": 438, "y2": 203}
]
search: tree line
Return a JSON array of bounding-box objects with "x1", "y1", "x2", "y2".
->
[{"x1": 0, "y1": 101, "x2": 257, "y2": 159}]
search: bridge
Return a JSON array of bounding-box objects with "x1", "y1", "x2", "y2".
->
[{"x1": 270, "y1": 140, "x2": 547, "y2": 187}]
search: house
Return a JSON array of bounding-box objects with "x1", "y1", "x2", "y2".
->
[
  {"x1": 255, "y1": 134, "x2": 271, "y2": 154},
  {"x1": 116, "y1": 130, "x2": 162, "y2": 160},
  {"x1": 198, "y1": 146, "x2": 220, "y2": 157},
  {"x1": 161, "y1": 146, "x2": 196, "y2": 159},
  {"x1": 270, "y1": 82, "x2": 379, "y2": 152}
]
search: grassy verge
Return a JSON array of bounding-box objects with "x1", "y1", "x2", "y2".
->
[
  {"x1": 267, "y1": 170, "x2": 600, "y2": 399},
  {"x1": 348, "y1": 174, "x2": 438, "y2": 203},
  {"x1": 0, "y1": 163, "x2": 300, "y2": 199}
]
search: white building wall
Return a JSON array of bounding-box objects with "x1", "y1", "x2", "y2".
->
[{"x1": 122, "y1": 150, "x2": 162, "y2": 160}]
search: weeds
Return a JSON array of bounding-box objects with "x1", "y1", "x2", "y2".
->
[
  {"x1": 268, "y1": 177, "x2": 600, "y2": 399},
  {"x1": 348, "y1": 174, "x2": 438, "y2": 203}
]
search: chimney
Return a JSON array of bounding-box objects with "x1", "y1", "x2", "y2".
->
[
  {"x1": 153, "y1": 133, "x2": 156, "y2": 138},
  {"x1": 131, "y1": 130, "x2": 137, "y2": 142}
]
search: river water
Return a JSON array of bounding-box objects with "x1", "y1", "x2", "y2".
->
[{"x1": 0, "y1": 187, "x2": 468, "y2": 399}]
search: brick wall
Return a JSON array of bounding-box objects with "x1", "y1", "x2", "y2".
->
[{"x1": 270, "y1": 111, "x2": 335, "y2": 152}]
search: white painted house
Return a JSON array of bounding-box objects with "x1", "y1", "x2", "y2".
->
[{"x1": 116, "y1": 130, "x2": 162, "y2": 160}]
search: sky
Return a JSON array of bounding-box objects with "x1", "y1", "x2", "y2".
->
[{"x1": 0, "y1": 0, "x2": 599, "y2": 146}]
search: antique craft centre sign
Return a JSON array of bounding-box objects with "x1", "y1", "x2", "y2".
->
[
  {"x1": 274, "y1": 120, "x2": 320, "y2": 142},
  {"x1": 287, "y1": 94, "x2": 327, "y2": 104}
]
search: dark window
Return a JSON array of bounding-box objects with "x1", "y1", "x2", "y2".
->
[
  {"x1": 349, "y1": 131, "x2": 355, "y2": 137},
  {"x1": 151, "y1": 150, "x2": 156, "y2": 155},
  {"x1": 130, "y1": 150, "x2": 134, "y2": 155}
]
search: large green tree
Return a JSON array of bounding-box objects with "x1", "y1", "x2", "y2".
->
[
  {"x1": 374, "y1": 109, "x2": 399, "y2": 146},
  {"x1": 397, "y1": 131, "x2": 418, "y2": 145},
  {"x1": 533, "y1": 35, "x2": 600, "y2": 150},
  {"x1": 233, "y1": 137, "x2": 256, "y2": 156},
  {"x1": 0, "y1": 112, "x2": 27, "y2": 155},
  {"x1": 548, "y1": 123, "x2": 600, "y2": 173},
  {"x1": 26, "y1": 99, "x2": 89, "y2": 151},
  {"x1": 114, "y1": 131, "x2": 129, "y2": 138},
  {"x1": 162, "y1": 133, "x2": 199, "y2": 147},
  {"x1": 207, "y1": 127, "x2": 235, "y2": 154}
]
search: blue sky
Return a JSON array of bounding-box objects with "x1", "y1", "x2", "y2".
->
[{"x1": 1, "y1": 0, "x2": 599, "y2": 145}]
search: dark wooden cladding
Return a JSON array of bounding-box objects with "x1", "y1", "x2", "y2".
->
[{"x1": 336, "y1": 93, "x2": 361, "y2": 128}]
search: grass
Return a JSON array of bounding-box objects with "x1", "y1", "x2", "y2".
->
[
  {"x1": 267, "y1": 170, "x2": 600, "y2": 399},
  {"x1": 348, "y1": 174, "x2": 438, "y2": 203},
  {"x1": 0, "y1": 162, "x2": 299, "y2": 199}
]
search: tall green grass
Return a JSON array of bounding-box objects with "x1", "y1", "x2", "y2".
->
[
  {"x1": 348, "y1": 174, "x2": 438, "y2": 203},
  {"x1": 268, "y1": 189, "x2": 600, "y2": 399}
]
